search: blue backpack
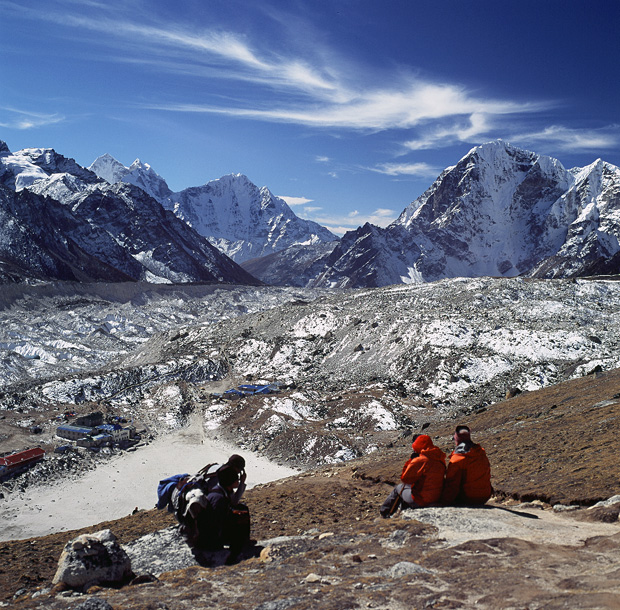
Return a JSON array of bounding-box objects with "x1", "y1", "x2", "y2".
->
[{"x1": 156, "y1": 473, "x2": 189, "y2": 510}]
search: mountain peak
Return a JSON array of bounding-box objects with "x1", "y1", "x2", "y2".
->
[
  {"x1": 0, "y1": 141, "x2": 10, "y2": 155},
  {"x1": 89, "y1": 154, "x2": 128, "y2": 184}
]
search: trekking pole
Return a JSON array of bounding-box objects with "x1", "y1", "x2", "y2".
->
[{"x1": 388, "y1": 485, "x2": 405, "y2": 516}]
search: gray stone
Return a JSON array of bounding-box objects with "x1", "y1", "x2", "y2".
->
[
  {"x1": 553, "y1": 504, "x2": 581, "y2": 512},
  {"x1": 52, "y1": 529, "x2": 132, "y2": 591},
  {"x1": 73, "y1": 598, "x2": 115, "y2": 610},
  {"x1": 590, "y1": 495, "x2": 620, "y2": 508},
  {"x1": 388, "y1": 561, "x2": 432, "y2": 578},
  {"x1": 122, "y1": 526, "x2": 228, "y2": 576}
]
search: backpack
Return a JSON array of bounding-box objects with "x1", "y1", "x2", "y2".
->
[
  {"x1": 156, "y1": 464, "x2": 220, "y2": 514},
  {"x1": 156, "y1": 473, "x2": 189, "y2": 510}
]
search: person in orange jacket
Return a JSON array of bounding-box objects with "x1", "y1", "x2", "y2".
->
[
  {"x1": 441, "y1": 425, "x2": 492, "y2": 506},
  {"x1": 379, "y1": 434, "x2": 446, "y2": 517}
]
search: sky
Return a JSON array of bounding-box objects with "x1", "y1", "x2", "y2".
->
[{"x1": 1, "y1": 0, "x2": 619, "y2": 235}]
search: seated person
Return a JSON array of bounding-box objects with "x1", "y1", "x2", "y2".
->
[
  {"x1": 441, "y1": 425, "x2": 492, "y2": 506},
  {"x1": 380, "y1": 434, "x2": 446, "y2": 517},
  {"x1": 195, "y1": 464, "x2": 251, "y2": 563}
]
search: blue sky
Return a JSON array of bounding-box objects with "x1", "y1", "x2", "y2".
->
[{"x1": 1, "y1": 0, "x2": 619, "y2": 234}]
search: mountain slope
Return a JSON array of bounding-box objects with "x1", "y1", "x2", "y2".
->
[
  {"x1": 90, "y1": 155, "x2": 338, "y2": 264},
  {"x1": 241, "y1": 241, "x2": 338, "y2": 286},
  {"x1": 162, "y1": 173, "x2": 338, "y2": 263},
  {"x1": 312, "y1": 141, "x2": 620, "y2": 288},
  {"x1": 0, "y1": 142, "x2": 260, "y2": 285},
  {"x1": 0, "y1": 183, "x2": 137, "y2": 283}
]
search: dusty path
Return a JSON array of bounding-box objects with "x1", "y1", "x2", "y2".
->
[{"x1": 0, "y1": 416, "x2": 297, "y2": 542}]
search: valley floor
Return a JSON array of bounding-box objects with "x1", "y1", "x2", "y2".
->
[{"x1": 0, "y1": 412, "x2": 296, "y2": 542}]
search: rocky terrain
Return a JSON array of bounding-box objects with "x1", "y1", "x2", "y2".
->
[
  {"x1": 1, "y1": 276, "x2": 619, "y2": 608},
  {"x1": 1, "y1": 366, "x2": 619, "y2": 609},
  {"x1": 2, "y1": 276, "x2": 620, "y2": 478}
]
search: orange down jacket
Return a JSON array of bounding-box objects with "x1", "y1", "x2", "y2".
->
[
  {"x1": 441, "y1": 444, "x2": 492, "y2": 505},
  {"x1": 400, "y1": 445, "x2": 446, "y2": 507}
]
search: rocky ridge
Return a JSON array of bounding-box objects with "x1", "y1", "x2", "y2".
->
[{"x1": 285, "y1": 141, "x2": 620, "y2": 288}]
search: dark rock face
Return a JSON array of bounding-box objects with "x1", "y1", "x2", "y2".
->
[
  {"x1": 241, "y1": 241, "x2": 338, "y2": 287},
  {"x1": 0, "y1": 184, "x2": 137, "y2": 283}
]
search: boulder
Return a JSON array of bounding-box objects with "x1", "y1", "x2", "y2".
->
[{"x1": 52, "y1": 529, "x2": 133, "y2": 591}]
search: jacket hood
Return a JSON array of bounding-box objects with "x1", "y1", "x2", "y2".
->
[
  {"x1": 412, "y1": 434, "x2": 433, "y2": 452},
  {"x1": 420, "y1": 445, "x2": 446, "y2": 463},
  {"x1": 454, "y1": 440, "x2": 474, "y2": 454}
]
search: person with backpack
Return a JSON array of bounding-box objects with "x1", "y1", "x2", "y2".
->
[
  {"x1": 440, "y1": 425, "x2": 492, "y2": 506},
  {"x1": 194, "y1": 464, "x2": 251, "y2": 564},
  {"x1": 379, "y1": 434, "x2": 446, "y2": 517},
  {"x1": 198, "y1": 454, "x2": 247, "y2": 504},
  {"x1": 157, "y1": 454, "x2": 249, "y2": 549}
]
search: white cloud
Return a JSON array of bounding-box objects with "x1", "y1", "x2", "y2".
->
[
  {"x1": 510, "y1": 125, "x2": 620, "y2": 152},
  {"x1": 15, "y1": 2, "x2": 544, "y2": 134},
  {"x1": 279, "y1": 195, "x2": 313, "y2": 206},
  {"x1": 315, "y1": 155, "x2": 330, "y2": 163},
  {"x1": 301, "y1": 207, "x2": 398, "y2": 235},
  {"x1": 0, "y1": 107, "x2": 65, "y2": 130},
  {"x1": 403, "y1": 113, "x2": 493, "y2": 150},
  {"x1": 147, "y1": 83, "x2": 541, "y2": 132},
  {"x1": 368, "y1": 162, "x2": 438, "y2": 177}
]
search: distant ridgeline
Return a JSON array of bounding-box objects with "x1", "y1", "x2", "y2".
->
[{"x1": 2, "y1": 139, "x2": 620, "y2": 287}]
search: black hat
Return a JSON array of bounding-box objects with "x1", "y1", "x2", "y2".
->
[
  {"x1": 227, "y1": 454, "x2": 246, "y2": 470},
  {"x1": 217, "y1": 464, "x2": 239, "y2": 488}
]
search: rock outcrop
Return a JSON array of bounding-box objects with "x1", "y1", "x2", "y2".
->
[{"x1": 52, "y1": 529, "x2": 132, "y2": 591}]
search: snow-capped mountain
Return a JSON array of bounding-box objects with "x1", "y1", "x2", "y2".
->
[
  {"x1": 89, "y1": 154, "x2": 173, "y2": 202},
  {"x1": 0, "y1": 142, "x2": 259, "y2": 285},
  {"x1": 310, "y1": 141, "x2": 620, "y2": 288},
  {"x1": 90, "y1": 155, "x2": 338, "y2": 263}
]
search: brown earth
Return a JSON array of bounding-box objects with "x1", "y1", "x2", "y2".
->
[{"x1": 1, "y1": 367, "x2": 620, "y2": 608}]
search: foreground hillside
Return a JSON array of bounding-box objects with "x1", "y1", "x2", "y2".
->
[{"x1": 2, "y1": 367, "x2": 619, "y2": 609}]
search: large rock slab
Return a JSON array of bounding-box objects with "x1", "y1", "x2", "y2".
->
[{"x1": 122, "y1": 526, "x2": 229, "y2": 576}]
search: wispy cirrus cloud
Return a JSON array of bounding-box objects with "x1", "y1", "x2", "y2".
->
[
  {"x1": 144, "y1": 84, "x2": 541, "y2": 132},
  {"x1": 510, "y1": 125, "x2": 620, "y2": 152},
  {"x1": 403, "y1": 113, "x2": 493, "y2": 150},
  {"x1": 8, "y1": 1, "x2": 545, "y2": 134},
  {"x1": 367, "y1": 162, "x2": 438, "y2": 177},
  {"x1": 0, "y1": 107, "x2": 65, "y2": 130}
]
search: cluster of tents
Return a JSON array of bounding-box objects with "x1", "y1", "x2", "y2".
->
[{"x1": 212, "y1": 383, "x2": 280, "y2": 399}]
